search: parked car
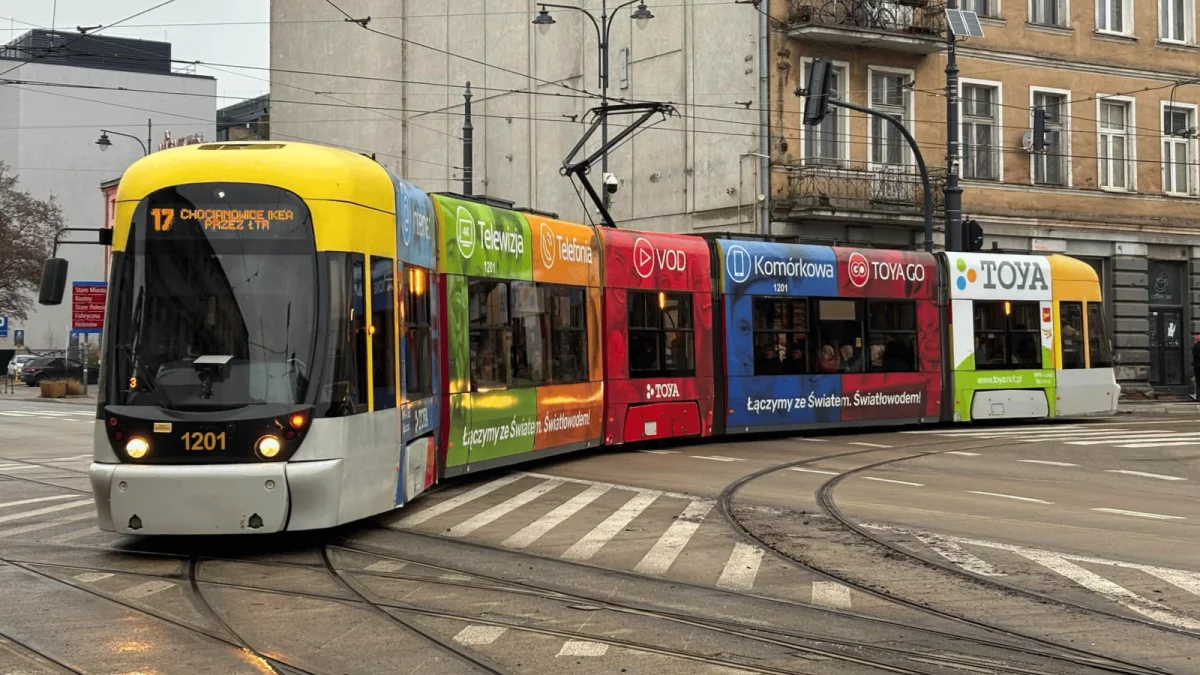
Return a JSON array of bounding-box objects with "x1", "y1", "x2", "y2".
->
[
  {"x1": 7, "y1": 354, "x2": 36, "y2": 380},
  {"x1": 21, "y1": 357, "x2": 98, "y2": 386}
]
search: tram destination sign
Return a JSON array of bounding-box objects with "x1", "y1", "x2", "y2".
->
[
  {"x1": 149, "y1": 206, "x2": 298, "y2": 235},
  {"x1": 71, "y1": 282, "x2": 107, "y2": 334}
]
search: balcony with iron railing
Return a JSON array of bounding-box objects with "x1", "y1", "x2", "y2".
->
[
  {"x1": 786, "y1": 0, "x2": 947, "y2": 53},
  {"x1": 775, "y1": 160, "x2": 946, "y2": 221}
]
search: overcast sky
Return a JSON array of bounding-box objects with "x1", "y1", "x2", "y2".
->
[{"x1": 0, "y1": 0, "x2": 270, "y2": 102}]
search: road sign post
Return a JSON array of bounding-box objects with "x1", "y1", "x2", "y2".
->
[
  {"x1": 0, "y1": 316, "x2": 7, "y2": 339},
  {"x1": 72, "y1": 282, "x2": 106, "y2": 396}
]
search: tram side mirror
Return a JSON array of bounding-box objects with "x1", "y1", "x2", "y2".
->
[{"x1": 38, "y1": 258, "x2": 69, "y2": 306}]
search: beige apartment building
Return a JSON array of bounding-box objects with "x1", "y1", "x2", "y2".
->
[{"x1": 772, "y1": 0, "x2": 1200, "y2": 392}]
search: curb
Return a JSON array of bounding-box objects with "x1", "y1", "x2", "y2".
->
[{"x1": 0, "y1": 395, "x2": 96, "y2": 407}]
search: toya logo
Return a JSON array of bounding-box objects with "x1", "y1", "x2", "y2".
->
[
  {"x1": 633, "y1": 237, "x2": 687, "y2": 279},
  {"x1": 957, "y1": 257, "x2": 1048, "y2": 292},
  {"x1": 847, "y1": 252, "x2": 870, "y2": 288},
  {"x1": 954, "y1": 258, "x2": 978, "y2": 291}
]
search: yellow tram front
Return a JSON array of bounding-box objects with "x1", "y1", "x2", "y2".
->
[{"x1": 89, "y1": 142, "x2": 399, "y2": 535}]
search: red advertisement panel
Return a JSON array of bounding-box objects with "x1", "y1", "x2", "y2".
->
[
  {"x1": 916, "y1": 300, "x2": 942, "y2": 378},
  {"x1": 599, "y1": 228, "x2": 711, "y2": 291},
  {"x1": 604, "y1": 376, "x2": 715, "y2": 445},
  {"x1": 835, "y1": 248, "x2": 937, "y2": 299},
  {"x1": 839, "y1": 373, "x2": 941, "y2": 421}
]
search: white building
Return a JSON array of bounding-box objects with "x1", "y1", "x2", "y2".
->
[
  {"x1": 0, "y1": 30, "x2": 215, "y2": 352},
  {"x1": 270, "y1": 0, "x2": 767, "y2": 233}
]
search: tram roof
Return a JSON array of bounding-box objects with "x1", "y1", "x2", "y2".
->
[{"x1": 112, "y1": 141, "x2": 395, "y2": 214}]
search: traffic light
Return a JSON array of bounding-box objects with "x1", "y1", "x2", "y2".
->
[
  {"x1": 803, "y1": 57, "x2": 834, "y2": 127},
  {"x1": 962, "y1": 218, "x2": 984, "y2": 251},
  {"x1": 1032, "y1": 108, "x2": 1046, "y2": 152}
]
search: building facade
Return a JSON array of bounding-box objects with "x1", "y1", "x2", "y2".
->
[
  {"x1": 773, "y1": 0, "x2": 1200, "y2": 393},
  {"x1": 269, "y1": 0, "x2": 767, "y2": 232},
  {"x1": 218, "y1": 94, "x2": 270, "y2": 141},
  {"x1": 0, "y1": 30, "x2": 216, "y2": 352}
]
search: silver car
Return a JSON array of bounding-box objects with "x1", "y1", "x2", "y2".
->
[{"x1": 7, "y1": 354, "x2": 36, "y2": 380}]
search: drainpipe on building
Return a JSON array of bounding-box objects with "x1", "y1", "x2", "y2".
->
[{"x1": 758, "y1": 0, "x2": 771, "y2": 236}]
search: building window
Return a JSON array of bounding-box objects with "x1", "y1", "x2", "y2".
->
[
  {"x1": 866, "y1": 301, "x2": 918, "y2": 372},
  {"x1": 401, "y1": 266, "x2": 434, "y2": 398},
  {"x1": 1162, "y1": 105, "x2": 1197, "y2": 196},
  {"x1": 1097, "y1": 0, "x2": 1130, "y2": 33},
  {"x1": 869, "y1": 70, "x2": 910, "y2": 167},
  {"x1": 1098, "y1": 100, "x2": 1132, "y2": 191},
  {"x1": 974, "y1": 301, "x2": 1043, "y2": 370},
  {"x1": 803, "y1": 60, "x2": 847, "y2": 166},
  {"x1": 1060, "y1": 301, "x2": 1086, "y2": 370},
  {"x1": 963, "y1": 84, "x2": 999, "y2": 180},
  {"x1": 1086, "y1": 302, "x2": 1113, "y2": 368},
  {"x1": 752, "y1": 297, "x2": 811, "y2": 375},
  {"x1": 1030, "y1": 0, "x2": 1066, "y2": 26},
  {"x1": 1033, "y1": 91, "x2": 1068, "y2": 186},
  {"x1": 1160, "y1": 0, "x2": 1192, "y2": 42},
  {"x1": 963, "y1": 0, "x2": 995, "y2": 17},
  {"x1": 628, "y1": 291, "x2": 695, "y2": 378}
]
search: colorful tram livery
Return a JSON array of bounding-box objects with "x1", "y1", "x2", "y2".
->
[{"x1": 84, "y1": 142, "x2": 1118, "y2": 535}]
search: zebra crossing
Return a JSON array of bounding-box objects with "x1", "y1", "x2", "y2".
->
[
  {"x1": 0, "y1": 490, "x2": 101, "y2": 543},
  {"x1": 0, "y1": 408, "x2": 94, "y2": 422},
  {"x1": 903, "y1": 422, "x2": 1200, "y2": 448}
]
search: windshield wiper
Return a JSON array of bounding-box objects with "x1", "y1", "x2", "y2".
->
[{"x1": 120, "y1": 287, "x2": 175, "y2": 408}]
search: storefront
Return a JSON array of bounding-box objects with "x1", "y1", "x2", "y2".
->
[{"x1": 1146, "y1": 260, "x2": 1187, "y2": 390}]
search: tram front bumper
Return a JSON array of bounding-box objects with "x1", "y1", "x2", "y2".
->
[{"x1": 92, "y1": 462, "x2": 291, "y2": 535}]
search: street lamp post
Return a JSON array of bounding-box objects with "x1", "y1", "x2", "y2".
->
[
  {"x1": 96, "y1": 118, "x2": 152, "y2": 156},
  {"x1": 534, "y1": 2, "x2": 654, "y2": 211}
]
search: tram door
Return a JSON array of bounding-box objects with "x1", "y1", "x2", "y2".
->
[{"x1": 1148, "y1": 309, "x2": 1184, "y2": 386}]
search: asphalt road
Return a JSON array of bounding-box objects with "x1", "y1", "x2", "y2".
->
[{"x1": 1, "y1": 395, "x2": 1199, "y2": 674}]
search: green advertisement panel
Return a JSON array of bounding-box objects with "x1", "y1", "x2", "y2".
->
[
  {"x1": 434, "y1": 194, "x2": 532, "y2": 279},
  {"x1": 444, "y1": 275, "x2": 470, "y2": 394},
  {"x1": 954, "y1": 370, "x2": 1057, "y2": 420},
  {"x1": 446, "y1": 389, "x2": 538, "y2": 468}
]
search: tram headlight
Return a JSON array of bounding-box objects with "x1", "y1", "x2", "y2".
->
[
  {"x1": 125, "y1": 437, "x2": 150, "y2": 460},
  {"x1": 256, "y1": 435, "x2": 282, "y2": 459}
]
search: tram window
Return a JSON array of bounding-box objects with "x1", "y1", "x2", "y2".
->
[
  {"x1": 370, "y1": 257, "x2": 397, "y2": 409},
  {"x1": 320, "y1": 253, "x2": 365, "y2": 416},
  {"x1": 973, "y1": 301, "x2": 1042, "y2": 370},
  {"x1": 751, "y1": 297, "x2": 811, "y2": 375},
  {"x1": 468, "y1": 279, "x2": 511, "y2": 391},
  {"x1": 546, "y1": 285, "x2": 588, "y2": 384},
  {"x1": 816, "y1": 300, "x2": 863, "y2": 373},
  {"x1": 510, "y1": 281, "x2": 547, "y2": 387},
  {"x1": 402, "y1": 266, "x2": 433, "y2": 398},
  {"x1": 1060, "y1": 301, "x2": 1085, "y2": 370},
  {"x1": 866, "y1": 301, "x2": 917, "y2": 372},
  {"x1": 628, "y1": 291, "x2": 695, "y2": 378},
  {"x1": 351, "y1": 256, "x2": 371, "y2": 408},
  {"x1": 1086, "y1": 303, "x2": 1114, "y2": 368}
]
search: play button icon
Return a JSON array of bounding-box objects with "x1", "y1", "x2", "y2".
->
[{"x1": 634, "y1": 237, "x2": 655, "y2": 278}]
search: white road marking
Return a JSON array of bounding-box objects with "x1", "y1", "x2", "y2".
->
[
  {"x1": 0, "y1": 465, "x2": 39, "y2": 472},
  {"x1": 364, "y1": 560, "x2": 407, "y2": 573},
  {"x1": 849, "y1": 442, "x2": 892, "y2": 448},
  {"x1": 1010, "y1": 550, "x2": 1200, "y2": 630},
  {"x1": 41, "y1": 455, "x2": 93, "y2": 462},
  {"x1": 562, "y1": 492, "x2": 658, "y2": 562},
  {"x1": 45, "y1": 526, "x2": 100, "y2": 544},
  {"x1": 945, "y1": 451, "x2": 980, "y2": 456},
  {"x1": 0, "y1": 500, "x2": 91, "y2": 525},
  {"x1": 556, "y1": 641, "x2": 608, "y2": 657},
  {"x1": 74, "y1": 572, "x2": 112, "y2": 583},
  {"x1": 0, "y1": 511, "x2": 94, "y2": 538},
  {"x1": 795, "y1": 438, "x2": 827, "y2": 443},
  {"x1": 692, "y1": 455, "x2": 744, "y2": 462},
  {"x1": 634, "y1": 500, "x2": 713, "y2": 575},
  {"x1": 909, "y1": 530, "x2": 1005, "y2": 577},
  {"x1": 118, "y1": 580, "x2": 175, "y2": 600},
  {"x1": 453, "y1": 625, "x2": 507, "y2": 646},
  {"x1": 1103, "y1": 470, "x2": 1187, "y2": 481},
  {"x1": 715, "y1": 543, "x2": 764, "y2": 591},
  {"x1": 1141, "y1": 568, "x2": 1200, "y2": 597},
  {"x1": 393, "y1": 474, "x2": 524, "y2": 528},
  {"x1": 863, "y1": 477, "x2": 924, "y2": 487},
  {"x1": 639, "y1": 450, "x2": 677, "y2": 455},
  {"x1": 502, "y1": 484, "x2": 610, "y2": 549},
  {"x1": 810, "y1": 581, "x2": 852, "y2": 609},
  {"x1": 1017, "y1": 460, "x2": 1078, "y2": 467},
  {"x1": 788, "y1": 467, "x2": 839, "y2": 476},
  {"x1": 520, "y1": 472, "x2": 707, "y2": 502},
  {"x1": 0, "y1": 495, "x2": 77, "y2": 510},
  {"x1": 1117, "y1": 441, "x2": 1200, "y2": 448},
  {"x1": 1091, "y1": 508, "x2": 1185, "y2": 521},
  {"x1": 966, "y1": 491, "x2": 1053, "y2": 504},
  {"x1": 447, "y1": 479, "x2": 564, "y2": 538}
]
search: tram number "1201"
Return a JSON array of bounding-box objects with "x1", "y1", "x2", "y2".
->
[{"x1": 181, "y1": 431, "x2": 227, "y2": 451}]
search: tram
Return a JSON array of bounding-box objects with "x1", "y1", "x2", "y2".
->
[{"x1": 35, "y1": 140, "x2": 1118, "y2": 535}]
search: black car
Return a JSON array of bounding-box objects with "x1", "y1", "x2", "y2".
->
[{"x1": 22, "y1": 357, "x2": 99, "y2": 386}]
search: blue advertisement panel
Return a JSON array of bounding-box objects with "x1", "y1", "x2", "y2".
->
[
  {"x1": 727, "y1": 375, "x2": 843, "y2": 429},
  {"x1": 717, "y1": 240, "x2": 838, "y2": 296},
  {"x1": 390, "y1": 171, "x2": 437, "y2": 270}
]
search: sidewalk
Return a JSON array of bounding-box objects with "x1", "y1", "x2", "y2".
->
[
  {"x1": 1117, "y1": 399, "x2": 1200, "y2": 415},
  {"x1": 0, "y1": 381, "x2": 97, "y2": 406}
]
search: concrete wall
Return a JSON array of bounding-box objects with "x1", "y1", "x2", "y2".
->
[
  {"x1": 0, "y1": 60, "x2": 215, "y2": 351},
  {"x1": 269, "y1": 0, "x2": 763, "y2": 231}
]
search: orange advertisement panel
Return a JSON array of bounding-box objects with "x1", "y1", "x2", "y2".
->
[
  {"x1": 587, "y1": 286, "x2": 603, "y2": 382},
  {"x1": 529, "y1": 216, "x2": 601, "y2": 286},
  {"x1": 533, "y1": 382, "x2": 604, "y2": 451}
]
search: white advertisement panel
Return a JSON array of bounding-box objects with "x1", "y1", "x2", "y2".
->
[{"x1": 945, "y1": 253, "x2": 1052, "y2": 301}]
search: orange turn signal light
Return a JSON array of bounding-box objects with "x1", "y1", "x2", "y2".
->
[{"x1": 289, "y1": 413, "x2": 307, "y2": 429}]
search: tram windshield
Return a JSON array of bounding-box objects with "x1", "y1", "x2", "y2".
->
[{"x1": 108, "y1": 183, "x2": 318, "y2": 410}]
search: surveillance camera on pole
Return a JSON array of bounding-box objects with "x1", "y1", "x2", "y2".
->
[
  {"x1": 603, "y1": 172, "x2": 619, "y2": 195},
  {"x1": 802, "y1": 57, "x2": 834, "y2": 127}
]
